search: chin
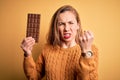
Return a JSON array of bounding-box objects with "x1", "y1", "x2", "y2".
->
[{"x1": 63, "y1": 38, "x2": 73, "y2": 42}]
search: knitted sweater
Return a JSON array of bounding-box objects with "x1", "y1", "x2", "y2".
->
[{"x1": 23, "y1": 44, "x2": 98, "y2": 80}]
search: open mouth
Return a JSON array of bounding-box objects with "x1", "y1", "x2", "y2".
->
[{"x1": 63, "y1": 33, "x2": 71, "y2": 39}]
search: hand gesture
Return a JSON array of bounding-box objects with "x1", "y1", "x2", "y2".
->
[
  {"x1": 21, "y1": 37, "x2": 35, "y2": 56},
  {"x1": 79, "y1": 30, "x2": 94, "y2": 53}
]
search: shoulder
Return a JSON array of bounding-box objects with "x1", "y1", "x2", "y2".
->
[
  {"x1": 41, "y1": 43, "x2": 55, "y2": 54},
  {"x1": 43, "y1": 43, "x2": 54, "y2": 50}
]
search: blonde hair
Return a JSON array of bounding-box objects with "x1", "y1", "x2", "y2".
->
[{"x1": 47, "y1": 5, "x2": 82, "y2": 46}]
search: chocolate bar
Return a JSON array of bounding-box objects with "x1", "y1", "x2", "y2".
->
[{"x1": 26, "y1": 13, "x2": 40, "y2": 43}]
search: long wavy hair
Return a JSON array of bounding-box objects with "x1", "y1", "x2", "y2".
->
[{"x1": 47, "y1": 5, "x2": 82, "y2": 46}]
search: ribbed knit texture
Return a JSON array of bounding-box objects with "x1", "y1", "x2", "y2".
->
[{"x1": 23, "y1": 44, "x2": 98, "y2": 80}]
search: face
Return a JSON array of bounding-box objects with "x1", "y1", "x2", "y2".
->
[{"x1": 57, "y1": 11, "x2": 79, "y2": 43}]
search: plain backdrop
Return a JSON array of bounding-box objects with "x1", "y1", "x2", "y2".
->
[{"x1": 0, "y1": 0, "x2": 120, "y2": 80}]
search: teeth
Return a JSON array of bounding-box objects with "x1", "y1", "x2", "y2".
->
[{"x1": 64, "y1": 33, "x2": 70, "y2": 36}]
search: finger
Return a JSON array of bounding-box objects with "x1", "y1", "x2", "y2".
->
[
  {"x1": 21, "y1": 37, "x2": 33, "y2": 44},
  {"x1": 87, "y1": 31, "x2": 94, "y2": 38},
  {"x1": 84, "y1": 30, "x2": 89, "y2": 41},
  {"x1": 23, "y1": 37, "x2": 35, "y2": 45},
  {"x1": 25, "y1": 39, "x2": 35, "y2": 47},
  {"x1": 26, "y1": 38, "x2": 35, "y2": 44},
  {"x1": 22, "y1": 40, "x2": 35, "y2": 52},
  {"x1": 82, "y1": 35, "x2": 86, "y2": 42},
  {"x1": 80, "y1": 31, "x2": 87, "y2": 42},
  {"x1": 24, "y1": 37, "x2": 34, "y2": 43},
  {"x1": 79, "y1": 36, "x2": 83, "y2": 43},
  {"x1": 21, "y1": 37, "x2": 35, "y2": 49}
]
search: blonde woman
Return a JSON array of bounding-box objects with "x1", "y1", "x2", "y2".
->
[{"x1": 21, "y1": 5, "x2": 98, "y2": 80}]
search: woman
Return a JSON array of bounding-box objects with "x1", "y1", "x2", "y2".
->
[{"x1": 21, "y1": 5, "x2": 98, "y2": 80}]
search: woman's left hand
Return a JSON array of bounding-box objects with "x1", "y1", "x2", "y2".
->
[{"x1": 79, "y1": 30, "x2": 94, "y2": 53}]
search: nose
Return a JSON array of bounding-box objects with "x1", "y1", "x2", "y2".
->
[{"x1": 64, "y1": 23, "x2": 69, "y2": 31}]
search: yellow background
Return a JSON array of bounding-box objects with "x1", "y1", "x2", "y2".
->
[{"x1": 0, "y1": 0, "x2": 120, "y2": 80}]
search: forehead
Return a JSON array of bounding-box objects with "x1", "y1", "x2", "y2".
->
[{"x1": 58, "y1": 11, "x2": 76, "y2": 22}]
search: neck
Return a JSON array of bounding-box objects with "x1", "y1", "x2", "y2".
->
[{"x1": 61, "y1": 40, "x2": 77, "y2": 48}]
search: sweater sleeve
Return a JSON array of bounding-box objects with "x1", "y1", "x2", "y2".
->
[
  {"x1": 77, "y1": 45, "x2": 98, "y2": 80},
  {"x1": 23, "y1": 53, "x2": 45, "y2": 80}
]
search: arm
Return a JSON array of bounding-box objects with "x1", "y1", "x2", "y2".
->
[
  {"x1": 78, "y1": 31, "x2": 98, "y2": 80},
  {"x1": 21, "y1": 37, "x2": 45, "y2": 80},
  {"x1": 78, "y1": 45, "x2": 98, "y2": 80},
  {"x1": 23, "y1": 53, "x2": 45, "y2": 80}
]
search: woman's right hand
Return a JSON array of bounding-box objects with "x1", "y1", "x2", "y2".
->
[{"x1": 21, "y1": 37, "x2": 35, "y2": 56}]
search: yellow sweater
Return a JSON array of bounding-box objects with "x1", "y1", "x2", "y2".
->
[{"x1": 23, "y1": 44, "x2": 98, "y2": 80}]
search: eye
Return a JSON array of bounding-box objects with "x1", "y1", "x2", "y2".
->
[
  {"x1": 58, "y1": 22, "x2": 64, "y2": 26},
  {"x1": 69, "y1": 21, "x2": 74, "y2": 24}
]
